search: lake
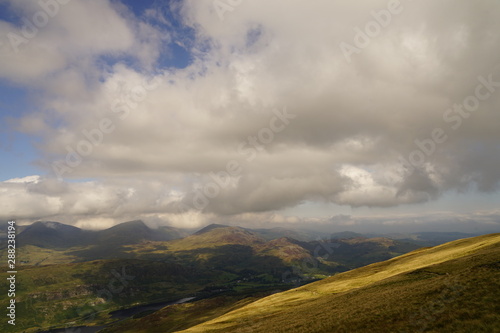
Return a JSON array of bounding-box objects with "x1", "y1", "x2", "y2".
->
[{"x1": 40, "y1": 297, "x2": 197, "y2": 333}]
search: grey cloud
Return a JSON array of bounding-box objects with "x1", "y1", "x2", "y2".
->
[{"x1": 1, "y1": 0, "x2": 500, "y2": 224}]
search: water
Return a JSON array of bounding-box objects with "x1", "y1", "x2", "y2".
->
[
  {"x1": 40, "y1": 297, "x2": 196, "y2": 333},
  {"x1": 108, "y1": 297, "x2": 196, "y2": 320},
  {"x1": 40, "y1": 326, "x2": 105, "y2": 333}
]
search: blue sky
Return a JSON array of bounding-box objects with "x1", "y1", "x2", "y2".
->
[
  {"x1": 0, "y1": 0, "x2": 192, "y2": 181},
  {"x1": 0, "y1": 80, "x2": 40, "y2": 180},
  {"x1": 0, "y1": 0, "x2": 499, "y2": 231}
]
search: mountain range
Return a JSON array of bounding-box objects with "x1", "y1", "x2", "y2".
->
[
  {"x1": 9, "y1": 220, "x2": 427, "y2": 272},
  {"x1": 16, "y1": 220, "x2": 189, "y2": 248},
  {"x1": 1, "y1": 220, "x2": 497, "y2": 332},
  {"x1": 102, "y1": 232, "x2": 500, "y2": 333}
]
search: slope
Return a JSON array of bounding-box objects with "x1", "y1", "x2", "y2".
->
[
  {"x1": 178, "y1": 233, "x2": 500, "y2": 332},
  {"x1": 16, "y1": 221, "x2": 89, "y2": 248},
  {"x1": 168, "y1": 224, "x2": 265, "y2": 250}
]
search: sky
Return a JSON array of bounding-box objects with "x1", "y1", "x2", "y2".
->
[{"x1": 0, "y1": 0, "x2": 499, "y2": 233}]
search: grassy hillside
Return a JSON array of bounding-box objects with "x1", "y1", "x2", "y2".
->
[
  {"x1": 167, "y1": 225, "x2": 265, "y2": 250},
  {"x1": 173, "y1": 233, "x2": 500, "y2": 332}
]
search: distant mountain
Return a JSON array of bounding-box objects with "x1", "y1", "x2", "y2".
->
[
  {"x1": 13, "y1": 220, "x2": 482, "y2": 252},
  {"x1": 256, "y1": 237, "x2": 313, "y2": 264},
  {"x1": 96, "y1": 220, "x2": 187, "y2": 244},
  {"x1": 15, "y1": 220, "x2": 188, "y2": 250},
  {"x1": 330, "y1": 231, "x2": 365, "y2": 239},
  {"x1": 97, "y1": 220, "x2": 160, "y2": 245},
  {"x1": 193, "y1": 223, "x2": 230, "y2": 235},
  {"x1": 158, "y1": 225, "x2": 190, "y2": 240},
  {"x1": 304, "y1": 235, "x2": 420, "y2": 270},
  {"x1": 12, "y1": 222, "x2": 420, "y2": 272},
  {"x1": 251, "y1": 227, "x2": 321, "y2": 242},
  {"x1": 170, "y1": 225, "x2": 265, "y2": 251},
  {"x1": 152, "y1": 225, "x2": 322, "y2": 286},
  {"x1": 13, "y1": 221, "x2": 477, "y2": 279},
  {"x1": 412, "y1": 231, "x2": 478, "y2": 245},
  {"x1": 17, "y1": 221, "x2": 89, "y2": 248}
]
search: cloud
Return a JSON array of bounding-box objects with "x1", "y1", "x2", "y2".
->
[
  {"x1": 1, "y1": 0, "x2": 500, "y2": 226},
  {"x1": 4, "y1": 175, "x2": 40, "y2": 184},
  {"x1": 0, "y1": 0, "x2": 163, "y2": 84},
  {"x1": 1, "y1": 175, "x2": 499, "y2": 234}
]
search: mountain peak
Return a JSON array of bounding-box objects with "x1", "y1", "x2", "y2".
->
[
  {"x1": 28, "y1": 221, "x2": 81, "y2": 232},
  {"x1": 194, "y1": 223, "x2": 230, "y2": 235},
  {"x1": 105, "y1": 220, "x2": 149, "y2": 231},
  {"x1": 18, "y1": 221, "x2": 84, "y2": 248}
]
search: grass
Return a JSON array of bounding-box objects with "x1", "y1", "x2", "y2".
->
[
  {"x1": 0, "y1": 258, "x2": 230, "y2": 333},
  {"x1": 175, "y1": 233, "x2": 500, "y2": 332},
  {"x1": 0, "y1": 245, "x2": 78, "y2": 266}
]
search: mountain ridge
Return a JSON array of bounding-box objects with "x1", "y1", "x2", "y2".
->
[{"x1": 15, "y1": 219, "x2": 188, "y2": 249}]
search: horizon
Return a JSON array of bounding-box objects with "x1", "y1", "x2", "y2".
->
[
  {"x1": 1, "y1": 0, "x2": 499, "y2": 234},
  {"x1": 11, "y1": 218, "x2": 500, "y2": 236}
]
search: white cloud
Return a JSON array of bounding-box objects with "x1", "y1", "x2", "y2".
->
[
  {"x1": 1, "y1": 0, "x2": 500, "y2": 227},
  {"x1": 0, "y1": 0, "x2": 161, "y2": 84},
  {"x1": 4, "y1": 175, "x2": 40, "y2": 183}
]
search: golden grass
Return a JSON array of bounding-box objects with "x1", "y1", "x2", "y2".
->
[
  {"x1": 0, "y1": 244, "x2": 78, "y2": 266},
  {"x1": 178, "y1": 233, "x2": 500, "y2": 332}
]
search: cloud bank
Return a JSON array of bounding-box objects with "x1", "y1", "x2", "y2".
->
[{"x1": 0, "y1": 0, "x2": 499, "y2": 228}]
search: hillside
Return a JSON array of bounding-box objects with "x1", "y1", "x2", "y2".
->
[
  {"x1": 128, "y1": 233, "x2": 500, "y2": 333},
  {"x1": 320, "y1": 236, "x2": 420, "y2": 269},
  {"x1": 17, "y1": 221, "x2": 90, "y2": 248},
  {"x1": 251, "y1": 227, "x2": 322, "y2": 242},
  {"x1": 169, "y1": 224, "x2": 265, "y2": 250},
  {"x1": 13, "y1": 220, "x2": 188, "y2": 250}
]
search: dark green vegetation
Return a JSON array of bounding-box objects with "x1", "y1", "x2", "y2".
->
[
  {"x1": 0, "y1": 220, "x2": 486, "y2": 332},
  {"x1": 1, "y1": 259, "x2": 217, "y2": 332},
  {"x1": 100, "y1": 292, "x2": 285, "y2": 333}
]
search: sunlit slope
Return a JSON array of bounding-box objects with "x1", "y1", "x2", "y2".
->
[
  {"x1": 180, "y1": 233, "x2": 500, "y2": 333},
  {"x1": 166, "y1": 225, "x2": 265, "y2": 250}
]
